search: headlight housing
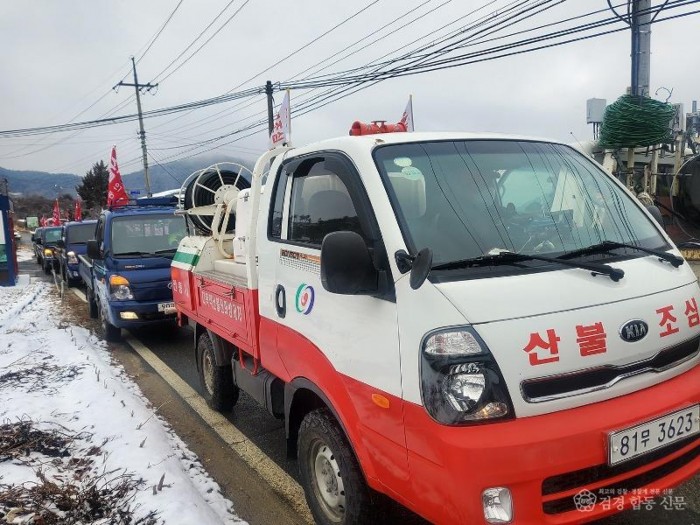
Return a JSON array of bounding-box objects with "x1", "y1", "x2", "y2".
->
[
  {"x1": 109, "y1": 275, "x2": 134, "y2": 300},
  {"x1": 67, "y1": 251, "x2": 78, "y2": 264},
  {"x1": 43, "y1": 248, "x2": 53, "y2": 256},
  {"x1": 421, "y1": 327, "x2": 514, "y2": 425}
]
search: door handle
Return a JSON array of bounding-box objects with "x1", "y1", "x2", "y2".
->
[{"x1": 275, "y1": 284, "x2": 286, "y2": 318}]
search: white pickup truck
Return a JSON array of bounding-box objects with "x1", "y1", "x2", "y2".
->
[{"x1": 172, "y1": 130, "x2": 699, "y2": 525}]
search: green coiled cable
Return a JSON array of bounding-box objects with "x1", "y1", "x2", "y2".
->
[{"x1": 598, "y1": 94, "x2": 676, "y2": 149}]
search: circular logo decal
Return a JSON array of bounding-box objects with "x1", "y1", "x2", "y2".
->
[
  {"x1": 619, "y1": 319, "x2": 649, "y2": 343},
  {"x1": 295, "y1": 284, "x2": 315, "y2": 315}
]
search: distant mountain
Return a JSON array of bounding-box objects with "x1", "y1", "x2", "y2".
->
[
  {"x1": 0, "y1": 168, "x2": 81, "y2": 198},
  {"x1": 1, "y1": 154, "x2": 256, "y2": 198}
]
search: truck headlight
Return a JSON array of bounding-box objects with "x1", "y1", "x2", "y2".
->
[
  {"x1": 421, "y1": 327, "x2": 513, "y2": 425},
  {"x1": 109, "y1": 275, "x2": 134, "y2": 300},
  {"x1": 67, "y1": 251, "x2": 78, "y2": 264},
  {"x1": 43, "y1": 248, "x2": 53, "y2": 256}
]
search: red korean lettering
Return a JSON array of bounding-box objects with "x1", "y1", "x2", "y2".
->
[
  {"x1": 523, "y1": 329, "x2": 560, "y2": 366},
  {"x1": 576, "y1": 322, "x2": 607, "y2": 356},
  {"x1": 684, "y1": 298, "x2": 700, "y2": 328},
  {"x1": 656, "y1": 305, "x2": 679, "y2": 337}
]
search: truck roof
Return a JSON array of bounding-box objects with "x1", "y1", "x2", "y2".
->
[
  {"x1": 288, "y1": 131, "x2": 567, "y2": 158},
  {"x1": 64, "y1": 219, "x2": 97, "y2": 228},
  {"x1": 104, "y1": 204, "x2": 178, "y2": 217}
]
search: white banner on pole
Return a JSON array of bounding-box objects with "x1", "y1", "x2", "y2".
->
[
  {"x1": 270, "y1": 90, "x2": 291, "y2": 148},
  {"x1": 400, "y1": 95, "x2": 414, "y2": 132}
]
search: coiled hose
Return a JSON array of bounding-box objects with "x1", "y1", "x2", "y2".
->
[{"x1": 598, "y1": 95, "x2": 676, "y2": 149}]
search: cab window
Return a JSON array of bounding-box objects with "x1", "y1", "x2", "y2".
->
[{"x1": 271, "y1": 156, "x2": 366, "y2": 248}]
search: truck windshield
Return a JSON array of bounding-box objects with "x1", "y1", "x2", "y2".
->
[
  {"x1": 42, "y1": 228, "x2": 62, "y2": 243},
  {"x1": 374, "y1": 140, "x2": 666, "y2": 267},
  {"x1": 66, "y1": 223, "x2": 95, "y2": 244},
  {"x1": 111, "y1": 214, "x2": 186, "y2": 257}
]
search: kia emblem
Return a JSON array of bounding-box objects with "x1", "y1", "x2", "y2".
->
[{"x1": 619, "y1": 319, "x2": 648, "y2": 343}]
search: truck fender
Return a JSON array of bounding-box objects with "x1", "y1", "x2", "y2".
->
[
  {"x1": 193, "y1": 325, "x2": 236, "y2": 371},
  {"x1": 284, "y1": 377, "x2": 377, "y2": 484}
]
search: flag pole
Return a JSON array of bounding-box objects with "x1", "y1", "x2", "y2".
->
[{"x1": 410, "y1": 94, "x2": 414, "y2": 131}]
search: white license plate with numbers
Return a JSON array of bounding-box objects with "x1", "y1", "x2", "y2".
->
[
  {"x1": 158, "y1": 302, "x2": 176, "y2": 314},
  {"x1": 608, "y1": 405, "x2": 699, "y2": 466}
]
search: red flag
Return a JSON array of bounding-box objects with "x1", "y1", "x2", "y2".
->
[
  {"x1": 75, "y1": 200, "x2": 82, "y2": 221},
  {"x1": 107, "y1": 145, "x2": 129, "y2": 208},
  {"x1": 40, "y1": 216, "x2": 47, "y2": 227},
  {"x1": 53, "y1": 199, "x2": 61, "y2": 225}
]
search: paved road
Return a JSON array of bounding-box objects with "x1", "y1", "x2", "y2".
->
[{"x1": 14, "y1": 234, "x2": 699, "y2": 524}]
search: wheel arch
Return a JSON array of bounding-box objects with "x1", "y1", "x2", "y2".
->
[
  {"x1": 284, "y1": 377, "x2": 378, "y2": 483},
  {"x1": 194, "y1": 325, "x2": 236, "y2": 372}
]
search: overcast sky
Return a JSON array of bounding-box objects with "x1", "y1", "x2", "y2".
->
[{"x1": 0, "y1": 0, "x2": 698, "y2": 176}]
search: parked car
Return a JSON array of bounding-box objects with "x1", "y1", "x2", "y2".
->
[
  {"x1": 55, "y1": 220, "x2": 97, "y2": 287},
  {"x1": 31, "y1": 228, "x2": 44, "y2": 263},
  {"x1": 38, "y1": 226, "x2": 63, "y2": 274}
]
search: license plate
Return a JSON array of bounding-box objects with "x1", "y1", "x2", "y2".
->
[
  {"x1": 158, "y1": 302, "x2": 176, "y2": 314},
  {"x1": 608, "y1": 405, "x2": 700, "y2": 466}
]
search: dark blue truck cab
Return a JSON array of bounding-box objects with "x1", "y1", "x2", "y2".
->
[
  {"x1": 79, "y1": 198, "x2": 186, "y2": 341},
  {"x1": 56, "y1": 220, "x2": 97, "y2": 287}
]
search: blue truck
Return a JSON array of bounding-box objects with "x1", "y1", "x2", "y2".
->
[
  {"x1": 78, "y1": 198, "x2": 187, "y2": 341},
  {"x1": 55, "y1": 220, "x2": 97, "y2": 287}
]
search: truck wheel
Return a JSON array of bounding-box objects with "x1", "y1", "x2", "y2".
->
[
  {"x1": 197, "y1": 333, "x2": 238, "y2": 412},
  {"x1": 36, "y1": 254, "x2": 41, "y2": 264},
  {"x1": 86, "y1": 287, "x2": 98, "y2": 319},
  {"x1": 298, "y1": 409, "x2": 374, "y2": 525},
  {"x1": 43, "y1": 262, "x2": 51, "y2": 275},
  {"x1": 98, "y1": 302, "x2": 121, "y2": 342}
]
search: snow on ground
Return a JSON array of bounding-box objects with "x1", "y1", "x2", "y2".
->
[
  {"x1": 0, "y1": 281, "x2": 244, "y2": 524},
  {"x1": 15, "y1": 246, "x2": 34, "y2": 263}
]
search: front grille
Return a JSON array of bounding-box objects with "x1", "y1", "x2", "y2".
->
[
  {"x1": 522, "y1": 336, "x2": 700, "y2": 402},
  {"x1": 542, "y1": 438, "x2": 699, "y2": 515},
  {"x1": 132, "y1": 283, "x2": 172, "y2": 302}
]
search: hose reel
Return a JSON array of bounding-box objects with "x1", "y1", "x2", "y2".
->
[{"x1": 181, "y1": 163, "x2": 252, "y2": 235}]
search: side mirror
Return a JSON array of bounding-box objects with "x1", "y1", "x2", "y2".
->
[
  {"x1": 87, "y1": 239, "x2": 101, "y2": 259},
  {"x1": 56, "y1": 239, "x2": 65, "y2": 249},
  {"x1": 36, "y1": 238, "x2": 42, "y2": 245},
  {"x1": 321, "y1": 231, "x2": 378, "y2": 295}
]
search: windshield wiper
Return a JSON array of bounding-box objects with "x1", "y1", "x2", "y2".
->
[
  {"x1": 114, "y1": 251, "x2": 155, "y2": 258},
  {"x1": 432, "y1": 250, "x2": 624, "y2": 282},
  {"x1": 559, "y1": 240, "x2": 684, "y2": 268},
  {"x1": 153, "y1": 248, "x2": 177, "y2": 256}
]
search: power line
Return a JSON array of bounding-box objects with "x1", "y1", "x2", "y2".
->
[{"x1": 137, "y1": 0, "x2": 186, "y2": 64}]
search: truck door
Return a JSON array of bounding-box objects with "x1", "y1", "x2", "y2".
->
[{"x1": 258, "y1": 152, "x2": 409, "y2": 489}]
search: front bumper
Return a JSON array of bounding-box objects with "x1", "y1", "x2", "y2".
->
[
  {"x1": 66, "y1": 262, "x2": 80, "y2": 280},
  {"x1": 108, "y1": 298, "x2": 176, "y2": 328},
  {"x1": 403, "y1": 365, "x2": 699, "y2": 524}
]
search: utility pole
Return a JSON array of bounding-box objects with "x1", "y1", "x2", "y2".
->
[
  {"x1": 630, "y1": 0, "x2": 652, "y2": 97},
  {"x1": 116, "y1": 58, "x2": 158, "y2": 197},
  {"x1": 266, "y1": 80, "x2": 274, "y2": 136}
]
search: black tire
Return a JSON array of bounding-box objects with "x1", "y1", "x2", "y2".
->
[
  {"x1": 298, "y1": 409, "x2": 375, "y2": 525},
  {"x1": 97, "y1": 300, "x2": 121, "y2": 342},
  {"x1": 197, "y1": 332, "x2": 238, "y2": 412},
  {"x1": 36, "y1": 254, "x2": 41, "y2": 264},
  {"x1": 43, "y1": 262, "x2": 51, "y2": 275},
  {"x1": 86, "y1": 287, "x2": 98, "y2": 319}
]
